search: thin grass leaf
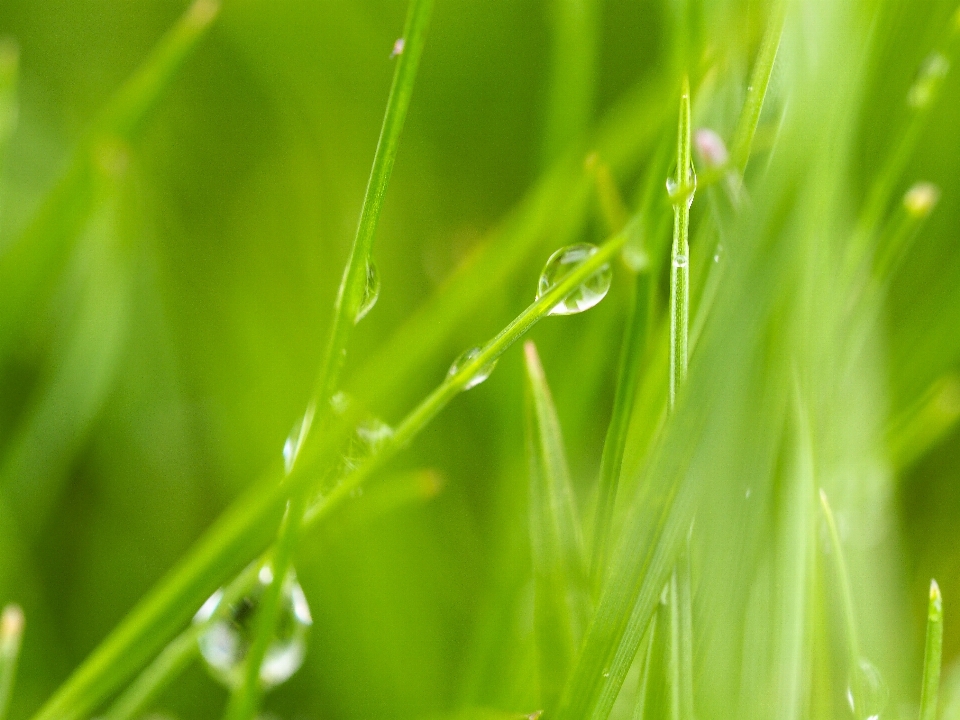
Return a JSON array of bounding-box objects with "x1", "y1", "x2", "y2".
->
[
  {"x1": 524, "y1": 341, "x2": 588, "y2": 710},
  {"x1": 919, "y1": 580, "x2": 944, "y2": 720},
  {"x1": 0, "y1": 37, "x2": 18, "y2": 195},
  {"x1": 585, "y1": 153, "x2": 629, "y2": 234},
  {"x1": 630, "y1": 615, "x2": 656, "y2": 720},
  {"x1": 542, "y1": 0, "x2": 599, "y2": 166},
  {"x1": 873, "y1": 181, "x2": 940, "y2": 282},
  {"x1": 886, "y1": 373, "x2": 960, "y2": 471},
  {"x1": 0, "y1": 605, "x2": 24, "y2": 720},
  {"x1": 0, "y1": 0, "x2": 219, "y2": 359},
  {"x1": 676, "y1": 542, "x2": 694, "y2": 720}
]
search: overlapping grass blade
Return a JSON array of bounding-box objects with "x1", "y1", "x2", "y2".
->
[
  {"x1": 523, "y1": 341, "x2": 588, "y2": 710},
  {"x1": 919, "y1": 580, "x2": 944, "y2": 720}
]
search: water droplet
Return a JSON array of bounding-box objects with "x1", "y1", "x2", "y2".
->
[
  {"x1": 195, "y1": 565, "x2": 313, "y2": 690},
  {"x1": 908, "y1": 52, "x2": 950, "y2": 108},
  {"x1": 666, "y1": 166, "x2": 697, "y2": 209},
  {"x1": 354, "y1": 262, "x2": 380, "y2": 323},
  {"x1": 536, "y1": 243, "x2": 612, "y2": 316},
  {"x1": 602, "y1": 669, "x2": 610, "y2": 678},
  {"x1": 714, "y1": 243, "x2": 724, "y2": 264},
  {"x1": 355, "y1": 417, "x2": 394, "y2": 451},
  {"x1": 448, "y1": 347, "x2": 498, "y2": 390},
  {"x1": 329, "y1": 391, "x2": 352, "y2": 416},
  {"x1": 673, "y1": 254, "x2": 689, "y2": 268},
  {"x1": 390, "y1": 37, "x2": 406, "y2": 58},
  {"x1": 694, "y1": 128, "x2": 729, "y2": 169},
  {"x1": 846, "y1": 658, "x2": 889, "y2": 720},
  {"x1": 282, "y1": 403, "x2": 315, "y2": 474}
]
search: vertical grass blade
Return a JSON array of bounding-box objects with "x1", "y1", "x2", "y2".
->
[
  {"x1": 630, "y1": 616, "x2": 657, "y2": 720},
  {"x1": 0, "y1": 605, "x2": 24, "y2": 720},
  {"x1": 668, "y1": 77, "x2": 694, "y2": 410},
  {"x1": 0, "y1": 37, "x2": 18, "y2": 200},
  {"x1": 919, "y1": 580, "x2": 944, "y2": 720},
  {"x1": 524, "y1": 341, "x2": 588, "y2": 710},
  {"x1": 585, "y1": 153, "x2": 629, "y2": 234},
  {"x1": 542, "y1": 0, "x2": 600, "y2": 166}
]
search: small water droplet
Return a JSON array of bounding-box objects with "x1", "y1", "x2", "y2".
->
[
  {"x1": 329, "y1": 391, "x2": 352, "y2": 416},
  {"x1": 195, "y1": 565, "x2": 313, "y2": 690},
  {"x1": 903, "y1": 182, "x2": 940, "y2": 218},
  {"x1": 448, "y1": 347, "x2": 498, "y2": 390},
  {"x1": 908, "y1": 52, "x2": 950, "y2": 108},
  {"x1": 602, "y1": 669, "x2": 610, "y2": 678},
  {"x1": 745, "y1": 487, "x2": 752, "y2": 499},
  {"x1": 673, "y1": 254, "x2": 689, "y2": 268},
  {"x1": 390, "y1": 37, "x2": 406, "y2": 58},
  {"x1": 355, "y1": 417, "x2": 394, "y2": 451},
  {"x1": 282, "y1": 404, "x2": 315, "y2": 474},
  {"x1": 354, "y1": 262, "x2": 380, "y2": 323},
  {"x1": 536, "y1": 243, "x2": 612, "y2": 316},
  {"x1": 846, "y1": 658, "x2": 889, "y2": 719}
]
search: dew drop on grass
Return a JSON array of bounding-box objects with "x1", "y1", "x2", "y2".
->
[
  {"x1": 536, "y1": 243, "x2": 612, "y2": 315},
  {"x1": 673, "y1": 254, "x2": 689, "y2": 268},
  {"x1": 448, "y1": 347, "x2": 498, "y2": 389},
  {"x1": 846, "y1": 658, "x2": 889, "y2": 720},
  {"x1": 354, "y1": 262, "x2": 380, "y2": 323},
  {"x1": 342, "y1": 417, "x2": 394, "y2": 472},
  {"x1": 282, "y1": 403, "x2": 315, "y2": 474},
  {"x1": 194, "y1": 565, "x2": 313, "y2": 690},
  {"x1": 666, "y1": 166, "x2": 697, "y2": 209}
]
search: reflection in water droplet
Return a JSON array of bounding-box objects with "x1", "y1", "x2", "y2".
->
[
  {"x1": 282, "y1": 404, "x2": 315, "y2": 474},
  {"x1": 354, "y1": 262, "x2": 381, "y2": 323},
  {"x1": 846, "y1": 658, "x2": 889, "y2": 720},
  {"x1": 536, "y1": 244, "x2": 612, "y2": 316},
  {"x1": 342, "y1": 417, "x2": 395, "y2": 473},
  {"x1": 673, "y1": 254, "x2": 689, "y2": 268},
  {"x1": 448, "y1": 347, "x2": 498, "y2": 390},
  {"x1": 666, "y1": 165, "x2": 697, "y2": 209},
  {"x1": 195, "y1": 565, "x2": 313, "y2": 690}
]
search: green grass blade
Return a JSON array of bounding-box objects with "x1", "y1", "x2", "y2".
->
[
  {"x1": 887, "y1": 374, "x2": 960, "y2": 471},
  {"x1": 873, "y1": 181, "x2": 940, "y2": 282},
  {"x1": 0, "y1": 605, "x2": 24, "y2": 720},
  {"x1": 0, "y1": 37, "x2": 18, "y2": 197},
  {"x1": 585, "y1": 153, "x2": 629, "y2": 234},
  {"x1": 524, "y1": 341, "x2": 588, "y2": 710},
  {"x1": 630, "y1": 614, "x2": 657, "y2": 720},
  {"x1": 0, "y1": 0, "x2": 218, "y2": 359},
  {"x1": 919, "y1": 580, "x2": 944, "y2": 720},
  {"x1": 676, "y1": 542, "x2": 694, "y2": 720},
  {"x1": 542, "y1": 0, "x2": 599, "y2": 166},
  {"x1": 668, "y1": 77, "x2": 694, "y2": 410},
  {"x1": 729, "y1": 1, "x2": 786, "y2": 176}
]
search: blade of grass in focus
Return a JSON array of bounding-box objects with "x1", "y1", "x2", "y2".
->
[{"x1": 524, "y1": 341, "x2": 588, "y2": 710}]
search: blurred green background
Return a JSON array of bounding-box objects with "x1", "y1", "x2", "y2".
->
[{"x1": 1, "y1": 1, "x2": 960, "y2": 719}]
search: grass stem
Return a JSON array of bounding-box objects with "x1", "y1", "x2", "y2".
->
[{"x1": 919, "y1": 579, "x2": 944, "y2": 720}]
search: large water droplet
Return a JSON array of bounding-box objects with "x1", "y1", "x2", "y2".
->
[
  {"x1": 354, "y1": 262, "x2": 380, "y2": 323},
  {"x1": 282, "y1": 404, "x2": 315, "y2": 474},
  {"x1": 342, "y1": 417, "x2": 394, "y2": 472},
  {"x1": 536, "y1": 244, "x2": 612, "y2": 316},
  {"x1": 846, "y1": 658, "x2": 889, "y2": 720},
  {"x1": 448, "y1": 347, "x2": 498, "y2": 390},
  {"x1": 666, "y1": 165, "x2": 698, "y2": 209},
  {"x1": 194, "y1": 565, "x2": 313, "y2": 690}
]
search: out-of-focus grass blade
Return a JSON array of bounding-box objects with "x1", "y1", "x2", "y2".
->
[
  {"x1": 675, "y1": 543, "x2": 694, "y2": 720},
  {"x1": 0, "y1": 171, "x2": 131, "y2": 539},
  {"x1": 0, "y1": 38, "x2": 18, "y2": 195},
  {"x1": 523, "y1": 341, "x2": 588, "y2": 711},
  {"x1": 0, "y1": 0, "x2": 219, "y2": 359},
  {"x1": 0, "y1": 604, "x2": 24, "y2": 720},
  {"x1": 873, "y1": 181, "x2": 940, "y2": 282},
  {"x1": 585, "y1": 153, "x2": 629, "y2": 235},
  {"x1": 630, "y1": 615, "x2": 656, "y2": 720},
  {"x1": 887, "y1": 373, "x2": 960, "y2": 471},
  {"x1": 919, "y1": 580, "x2": 944, "y2": 720},
  {"x1": 541, "y1": 0, "x2": 599, "y2": 166}
]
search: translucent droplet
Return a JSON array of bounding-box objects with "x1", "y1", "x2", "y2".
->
[
  {"x1": 666, "y1": 164, "x2": 697, "y2": 210},
  {"x1": 536, "y1": 243, "x2": 612, "y2": 316},
  {"x1": 673, "y1": 254, "x2": 689, "y2": 268},
  {"x1": 194, "y1": 565, "x2": 313, "y2": 690},
  {"x1": 355, "y1": 417, "x2": 394, "y2": 451},
  {"x1": 908, "y1": 52, "x2": 950, "y2": 108},
  {"x1": 282, "y1": 403, "x2": 315, "y2": 474},
  {"x1": 846, "y1": 658, "x2": 889, "y2": 720},
  {"x1": 448, "y1": 347, "x2": 498, "y2": 390},
  {"x1": 390, "y1": 37, "x2": 406, "y2": 58},
  {"x1": 329, "y1": 391, "x2": 352, "y2": 416},
  {"x1": 354, "y1": 262, "x2": 380, "y2": 323}
]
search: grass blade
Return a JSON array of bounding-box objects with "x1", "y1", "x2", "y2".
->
[
  {"x1": 542, "y1": 0, "x2": 599, "y2": 166},
  {"x1": 0, "y1": 37, "x2": 18, "y2": 209},
  {"x1": 887, "y1": 374, "x2": 960, "y2": 471},
  {"x1": 0, "y1": 605, "x2": 24, "y2": 720},
  {"x1": 919, "y1": 580, "x2": 944, "y2": 720},
  {"x1": 524, "y1": 341, "x2": 588, "y2": 710},
  {"x1": 630, "y1": 615, "x2": 657, "y2": 720}
]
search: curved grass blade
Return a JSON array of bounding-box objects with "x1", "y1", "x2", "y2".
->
[
  {"x1": 524, "y1": 341, "x2": 588, "y2": 710},
  {"x1": 919, "y1": 580, "x2": 944, "y2": 720},
  {"x1": 0, "y1": 605, "x2": 24, "y2": 720},
  {"x1": 228, "y1": 3, "x2": 435, "y2": 716},
  {"x1": 887, "y1": 374, "x2": 960, "y2": 472}
]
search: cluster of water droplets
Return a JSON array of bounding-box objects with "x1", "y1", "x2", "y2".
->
[
  {"x1": 354, "y1": 262, "x2": 381, "y2": 324},
  {"x1": 448, "y1": 346, "x2": 498, "y2": 390},
  {"x1": 536, "y1": 243, "x2": 613, "y2": 316},
  {"x1": 846, "y1": 658, "x2": 889, "y2": 720},
  {"x1": 194, "y1": 564, "x2": 313, "y2": 691}
]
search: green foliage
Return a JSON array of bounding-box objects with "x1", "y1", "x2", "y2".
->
[{"x1": 1, "y1": 1, "x2": 960, "y2": 719}]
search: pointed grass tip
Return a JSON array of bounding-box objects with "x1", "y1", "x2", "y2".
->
[{"x1": 930, "y1": 579, "x2": 942, "y2": 614}]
